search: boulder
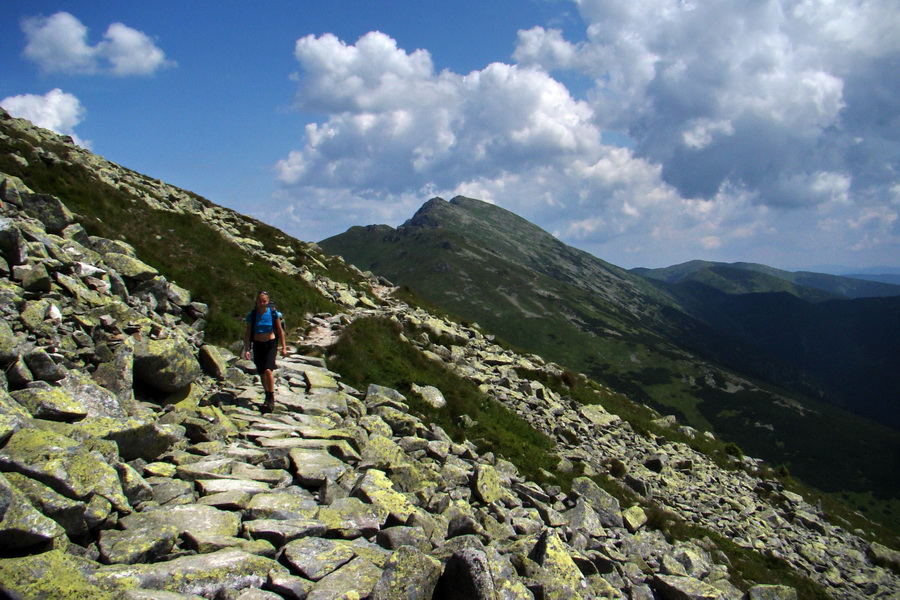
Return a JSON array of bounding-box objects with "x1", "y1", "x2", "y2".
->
[
  {"x1": 528, "y1": 529, "x2": 586, "y2": 591},
  {"x1": 98, "y1": 521, "x2": 180, "y2": 564},
  {"x1": 134, "y1": 335, "x2": 203, "y2": 393},
  {"x1": 306, "y1": 556, "x2": 382, "y2": 600},
  {"x1": 371, "y1": 545, "x2": 442, "y2": 600},
  {"x1": 101, "y1": 252, "x2": 159, "y2": 281},
  {"x1": 119, "y1": 504, "x2": 241, "y2": 540},
  {"x1": 0, "y1": 318, "x2": 21, "y2": 363},
  {"x1": 281, "y1": 536, "x2": 357, "y2": 581},
  {"x1": 198, "y1": 344, "x2": 229, "y2": 379},
  {"x1": 316, "y1": 497, "x2": 385, "y2": 539},
  {"x1": 0, "y1": 428, "x2": 131, "y2": 513},
  {"x1": 0, "y1": 550, "x2": 114, "y2": 599},
  {"x1": 622, "y1": 505, "x2": 648, "y2": 533},
  {"x1": 246, "y1": 489, "x2": 319, "y2": 519},
  {"x1": 570, "y1": 476, "x2": 623, "y2": 528},
  {"x1": 4, "y1": 471, "x2": 89, "y2": 537},
  {"x1": 651, "y1": 574, "x2": 726, "y2": 600},
  {"x1": 433, "y1": 546, "x2": 496, "y2": 600},
  {"x1": 92, "y1": 342, "x2": 135, "y2": 406},
  {"x1": 11, "y1": 386, "x2": 87, "y2": 422},
  {"x1": 746, "y1": 584, "x2": 799, "y2": 600},
  {"x1": 22, "y1": 193, "x2": 74, "y2": 233},
  {"x1": 411, "y1": 383, "x2": 447, "y2": 408},
  {"x1": 0, "y1": 473, "x2": 65, "y2": 548},
  {"x1": 472, "y1": 463, "x2": 504, "y2": 504},
  {"x1": 91, "y1": 548, "x2": 282, "y2": 597},
  {"x1": 351, "y1": 468, "x2": 417, "y2": 523},
  {"x1": 868, "y1": 542, "x2": 900, "y2": 574},
  {"x1": 60, "y1": 371, "x2": 127, "y2": 418}
]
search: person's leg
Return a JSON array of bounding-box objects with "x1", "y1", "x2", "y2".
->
[
  {"x1": 261, "y1": 340, "x2": 278, "y2": 412},
  {"x1": 262, "y1": 369, "x2": 274, "y2": 393},
  {"x1": 253, "y1": 340, "x2": 276, "y2": 412}
]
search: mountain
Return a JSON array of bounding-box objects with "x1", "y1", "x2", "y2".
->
[
  {"x1": 846, "y1": 273, "x2": 900, "y2": 286},
  {"x1": 3, "y1": 108, "x2": 900, "y2": 599},
  {"x1": 320, "y1": 196, "x2": 900, "y2": 502},
  {"x1": 632, "y1": 260, "x2": 900, "y2": 299},
  {"x1": 629, "y1": 261, "x2": 900, "y2": 427}
]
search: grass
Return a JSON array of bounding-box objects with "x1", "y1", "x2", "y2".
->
[
  {"x1": 641, "y1": 502, "x2": 831, "y2": 600},
  {"x1": 518, "y1": 364, "x2": 900, "y2": 551},
  {"x1": 326, "y1": 316, "x2": 562, "y2": 487},
  {"x1": 321, "y1": 313, "x2": 834, "y2": 597},
  {"x1": 0, "y1": 125, "x2": 348, "y2": 346},
  {"x1": 324, "y1": 315, "x2": 833, "y2": 598},
  {"x1": 4, "y1": 114, "x2": 893, "y2": 592},
  {"x1": 318, "y1": 199, "x2": 900, "y2": 536}
]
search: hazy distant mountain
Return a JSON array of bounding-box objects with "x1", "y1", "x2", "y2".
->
[
  {"x1": 632, "y1": 260, "x2": 900, "y2": 299},
  {"x1": 321, "y1": 196, "x2": 900, "y2": 499},
  {"x1": 844, "y1": 273, "x2": 900, "y2": 286}
]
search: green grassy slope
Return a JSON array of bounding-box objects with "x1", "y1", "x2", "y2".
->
[
  {"x1": 0, "y1": 112, "x2": 352, "y2": 346},
  {"x1": 320, "y1": 196, "x2": 900, "y2": 522}
]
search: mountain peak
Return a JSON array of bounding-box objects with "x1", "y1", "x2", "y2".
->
[{"x1": 405, "y1": 196, "x2": 449, "y2": 228}]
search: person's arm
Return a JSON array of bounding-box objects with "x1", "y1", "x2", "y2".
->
[{"x1": 275, "y1": 313, "x2": 287, "y2": 357}]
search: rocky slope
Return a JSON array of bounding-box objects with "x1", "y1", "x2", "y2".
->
[
  {"x1": 319, "y1": 197, "x2": 900, "y2": 503},
  {"x1": 0, "y1": 112, "x2": 898, "y2": 599}
]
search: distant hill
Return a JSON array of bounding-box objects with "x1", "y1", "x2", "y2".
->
[
  {"x1": 844, "y1": 273, "x2": 900, "y2": 286},
  {"x1": 321, "y1": 196, "x2": 900, "y2": 500},
  {"x1": 632, "y1": 260, "x2": 900, "y2": 299}
]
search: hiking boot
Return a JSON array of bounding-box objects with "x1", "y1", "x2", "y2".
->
[{"x1": 262, "y1": 392, "x2": 275, "y2": 414}]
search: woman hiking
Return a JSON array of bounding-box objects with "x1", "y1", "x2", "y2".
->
[{"x1": 243, "y1": 291, "x2": 286, "y2": 413}]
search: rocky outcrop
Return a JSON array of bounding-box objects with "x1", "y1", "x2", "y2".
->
[{"x1": 0, "y1": 113, "x2": 899, "y2": 600}]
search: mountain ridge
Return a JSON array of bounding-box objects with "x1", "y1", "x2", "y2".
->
[
  {"x1": 3, "y1": 108, "x2": 900, "y2": 598},
  {"x1": 632, "y1": 260, "x2": 900, "y2": 300},
  {"x1": 320, "y1": 197, "x2": 900, "y2": 505}
]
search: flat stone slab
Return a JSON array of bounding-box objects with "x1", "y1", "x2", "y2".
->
[
  {"x1": 196, "y1": 478, "x2": 271, "y2": 496},
  {"x1": 176, "y1": 458, "x2": 236, "y2": 482},
  {"x1": 280, "y1": 390, "x2": 349, "y2": 418},
  {"x1": 92, "y1": 548, "x2": 282, "y2": 598},
  {"x1": 282, "y1": 537, "x2": 357, "y2": 581},
  {"x1": 120, "y1": 504, "x2": 240, "y2": 539},
  {"x1": 289, "y1": 448, "x2": 351, "y2": 487},
  {"x1": 308, "y1": 556, "x2": 382, "y2": 600},
  {"x1": 246, "y1": 490, "x2": 318, "y2": 520},
  {"x1": 260, "y1": 437, "x2": 361, "y2": 462},
  {"x1": 243, "y1": 518, "x2": 328, "y2": 546},
  {"x1": 316, "y1": 497, "x2": 384, "y2": 539}
]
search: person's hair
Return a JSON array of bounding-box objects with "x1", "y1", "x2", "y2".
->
[{"x1": 256, "y1": 291, "x2": 269, "y2": 299}]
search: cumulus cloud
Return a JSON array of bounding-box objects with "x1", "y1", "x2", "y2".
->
[
  {"x1": 522, "y1": 0, "x2": 899, "y2": 213},
  {"x1": 278, "y1": 1, "x2": 899, "y2": 268},
  {"x1": 1, "y1": 88, "x2": 89, "y2": 147},
  {"x1": 22, "y1": 12, "x2": 174, "y2": 75},
  {"x1": 277, "y1": 31, "x2": 677, "y2": 249}
]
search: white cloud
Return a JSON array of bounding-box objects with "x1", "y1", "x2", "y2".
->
[
  {"x1": 1, "y1": 89, "x2": 89, "y2": 147},
  {"x1": 277, "y1": 2, "x2": 899, "y2": 269},
  {"x1": 22, "y1": 12, "x2": 174, "y2": 76},
  {"x1": 528, "y1": 0, "x2": 898, "y2": 213},
  {"x1": 278, "y1": 31, "x2": 604, "y2": 197},
  {"x1": 99, "y1": 22, "x2": 172, "y2": 76}
]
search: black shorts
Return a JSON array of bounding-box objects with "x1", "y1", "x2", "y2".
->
[{"x1": 252, "y1": 339, "x2": 278, "y2": 373}]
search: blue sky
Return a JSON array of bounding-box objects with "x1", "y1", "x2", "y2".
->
[{"x1": 2, "y1": 1, "x2": 898, "y2": 271}]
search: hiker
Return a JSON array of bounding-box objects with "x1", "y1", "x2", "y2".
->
[{"x1": 243, "y1": 291, "x2": 286, "y2": 413}]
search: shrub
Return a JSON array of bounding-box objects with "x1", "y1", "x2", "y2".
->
[{"x1": 724, "y1": 442, "x2": 744, "y2": 459}]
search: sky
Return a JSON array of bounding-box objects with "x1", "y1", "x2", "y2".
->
[{"x1": 1, "y1": 1, "x2": 898, "y2": 271}]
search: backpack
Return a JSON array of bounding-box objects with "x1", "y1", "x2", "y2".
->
[{"x1": 250, "y1": 303, "x2": 285, "y2": 342}]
